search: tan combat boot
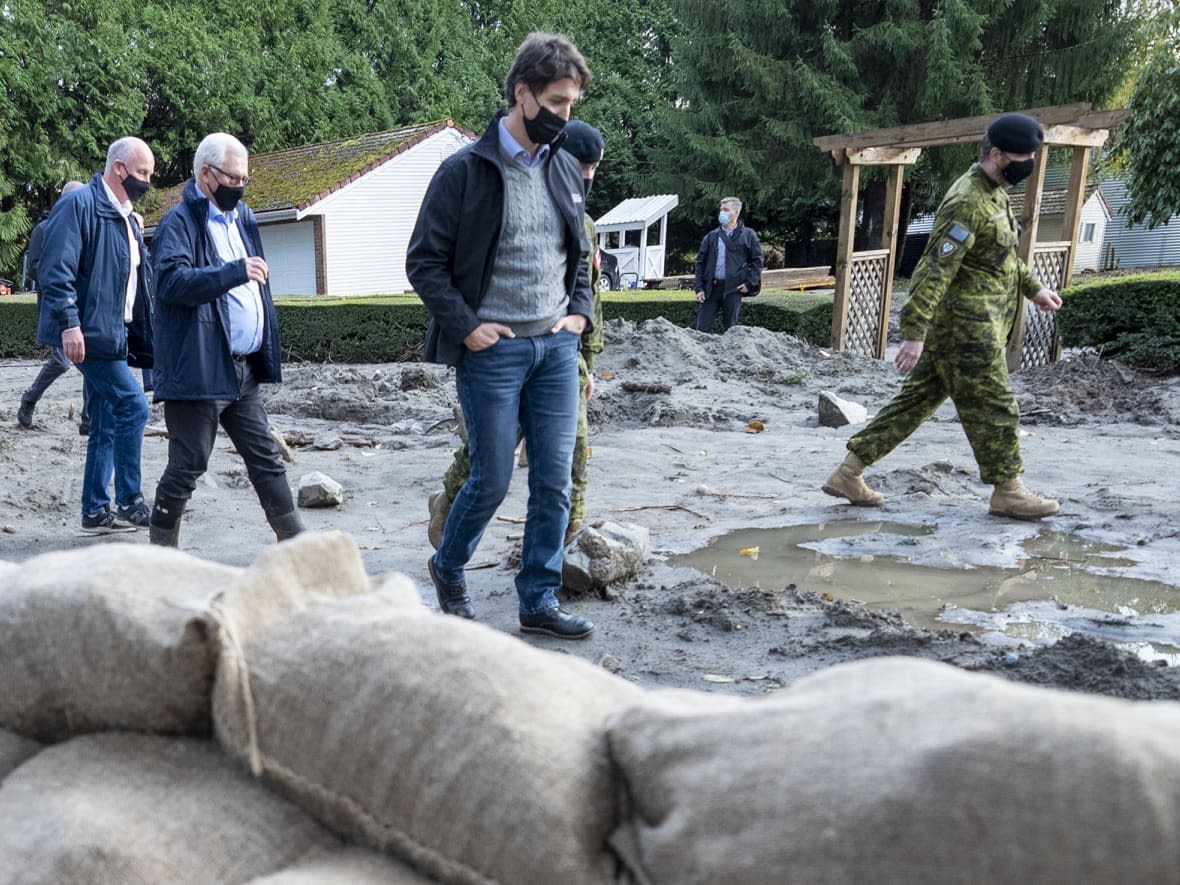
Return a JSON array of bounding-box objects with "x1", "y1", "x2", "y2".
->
[
  {"x1": 989, "y1": 479, "x2": 1060, "y2": 520},
  {"x1": 822, "y1": 452, "x2": 884, "y2": 507}
]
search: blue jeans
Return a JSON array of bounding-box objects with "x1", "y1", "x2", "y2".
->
[
  {"x1": 75, "y1": 358, "x2": 149, "y2": 517},
  {"x1": 433, "y1": 331, "x2": 580, "y2": 615}
]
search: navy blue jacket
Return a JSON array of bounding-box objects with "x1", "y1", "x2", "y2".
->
[
  {"x1": 405, "y1": 111, "x2": 594, "y2": 366},
  {"x1": 694, "y1": 221, "x2": 763, "y2": 298},
  {"x1": 150, "y1": 179, "x2": 282, "y2": 400},
  {"x1": 37, "y1": 173, "x2": 154, "y2": 365}
]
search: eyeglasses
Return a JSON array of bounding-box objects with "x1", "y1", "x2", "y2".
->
[{"x1": 209, "y1": 164, "x2": 251, "y2": 187}]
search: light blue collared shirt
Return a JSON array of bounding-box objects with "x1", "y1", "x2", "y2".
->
[
  {"x1": 205, "y1": 199, "x2": 264, "y2": 356},
  {"x1": 498, "y1": 118, "x2": 551, "y2": 169}
]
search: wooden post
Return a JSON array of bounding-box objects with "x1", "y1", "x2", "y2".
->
[
  {"x1": 1059, "y1": 145, "x2": 1090, "y2": 289},
  {"x1": 1006, "y1": 145, "x2": 1049, "y2": 373},
  {"x1": 877, "y1": 163, "x2": 906, "y2": 358},
  {"x1": 831, "y1": 160, "x2": 860, "y2": 350}
]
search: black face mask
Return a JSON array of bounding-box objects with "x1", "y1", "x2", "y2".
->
[
  {"x1": 583, "y1": 177, "x2": 594, "y2": 196},
  {"x1": 212, "y1": 183, "x2": 245, "y2": 213},
  {"x1": 523, "y1": 97, "x2": 567, "y2": 146},
  {"x1": 122, "y1": 173, "x2": 151, "y2": 203},
  {"x1": 1002, "y1": 157, "x2": 1035, "y2": 186}
]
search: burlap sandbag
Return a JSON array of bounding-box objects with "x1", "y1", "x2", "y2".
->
[
  {"x1": 0, "y1": 727, "x2": 40, "y2": 779},
  {"x1": 607, "y1": 656, "x2": 1180, "y2": 885},
  {"x1": 0, "y1": 544, "x2": 235, "y2": 740},
  {"x1": 0, "y1": 732, "x2": 340, "y2": 884},
  {"x1": 214, "y1": 595, "x2": 641, "y2": 885},
  {"x1": 247, "y1": 846, "x2": 440, "y2": 883}
]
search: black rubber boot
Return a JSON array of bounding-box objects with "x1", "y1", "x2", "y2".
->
[
  {"x1": 148, "y1": 495, "x2": 186, "y2": 547},
  {"x1": 267, "y1": 511, "x2": 304, "y2": 542}
]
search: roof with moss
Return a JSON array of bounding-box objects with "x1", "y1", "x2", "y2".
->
[{"x1": 144, "y1": 121, "x2": 468, "y2": 227}]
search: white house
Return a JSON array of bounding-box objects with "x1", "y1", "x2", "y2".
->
[
  {"x1": 1098, "y1": 177, "x2": 1180, "y2": 270},
  {"x1": 144, "y1": 121, "x2": 474, "y2": 295}
]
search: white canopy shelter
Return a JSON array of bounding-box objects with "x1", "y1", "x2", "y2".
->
[{"x1": 595, "y1": 194, "x2": 680, "y2": 287}]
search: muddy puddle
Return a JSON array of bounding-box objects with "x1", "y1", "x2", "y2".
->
[{"x1": 669, "y1": 521, "x2": 1180, "y2": 662}]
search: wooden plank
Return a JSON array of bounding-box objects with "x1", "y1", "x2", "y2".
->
[
  {"x1": 845, "y1": 147, "x2": 922, "y2": 166},
  {"x1": 813, "y1": 103, "x2": 1091, "y2": 152},
  {"x1": 1060, "y1": 147, "x2": 1090, "y2": 289},
  {"x1": 831, "y1": 163, "x2": 860, "y2": 350},
  {"x1": 878, "y1": 164, "x2": 905, "y2": 359},
  {"x1": 1043, "y1": 125, "x2": 1111, "y2": 147}
]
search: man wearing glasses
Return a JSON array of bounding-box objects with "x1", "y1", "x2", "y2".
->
[{"x1": 147, "y1": 132, "x2": 303, "y2": 547}]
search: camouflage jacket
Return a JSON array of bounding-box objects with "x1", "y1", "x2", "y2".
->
[
  {"x1": 581, "y1": 213, "x2": 604, "y2": 371},
  {"x1": 900, "y1": 164, "x2": 1042, "y2": 355}
]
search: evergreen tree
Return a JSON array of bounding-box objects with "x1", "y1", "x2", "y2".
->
[
  {"x1": 659, "y1": 0, "x2": 1141, "y2": 255},
  {"x1": 1119, "y1": 3, "x2": 1180, "y2": 228}
]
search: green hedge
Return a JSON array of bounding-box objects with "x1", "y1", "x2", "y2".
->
[
  {"x1": 1059, "y1": 271, "x2": 1180, "y2": 374},
  {"x1": 0, "y1": 289, "x2": 834, "y2": 362}
]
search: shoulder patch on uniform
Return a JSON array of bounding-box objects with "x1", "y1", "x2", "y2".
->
[
  {"x1": 939, "y1": 240, "x2": 957, "y2": 256},
  {"x1": 947, "y1": 223, "x2": 971, "y2": 243}
]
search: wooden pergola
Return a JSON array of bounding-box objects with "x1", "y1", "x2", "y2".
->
[{"x1": 813, "y1": 103, "x2": 1130, "y2": 371}]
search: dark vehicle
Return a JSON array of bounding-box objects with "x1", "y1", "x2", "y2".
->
[{"x1": 598, "y1": 250, "x2": 620, "y2": 292}]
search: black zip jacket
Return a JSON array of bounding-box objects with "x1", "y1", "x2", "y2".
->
[
  {"x1": 693, "y1": 221, "x2": 763, "y2": 298},
  {"x1": 406, "y1": 111, "x2": 594, "y2": 366}
]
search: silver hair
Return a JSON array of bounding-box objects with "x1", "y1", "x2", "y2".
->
[
  {"x1": 105, "y1": 137, "x2": 148, "y2": 172},
  {"x1": 721, "y1": 196, "x2": 743, "y2": 213},
  {"x1": 60, "y1": 180, "x2": 85, "y2": 195},
  {"x1": 193, "y1": 132, "x2": 249, "y2": 180}
]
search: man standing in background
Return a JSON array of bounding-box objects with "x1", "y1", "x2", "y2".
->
[{"x1": 694, "y1": 196, "x2": 762, "y2": 333}]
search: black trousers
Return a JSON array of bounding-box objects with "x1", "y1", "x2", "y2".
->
[
  {"x1": 695, "y1": 279, "x2": 741, "y2": 333},
  {"x1": 155, "y1": 359, "x2": 293, "y2": 517}
]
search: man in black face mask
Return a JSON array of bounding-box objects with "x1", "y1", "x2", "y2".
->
[
  {"x1": 36, "y1": 137, "x2": 156, "y2": 534},
  {"x1": 147, "y1": 132, "x2": 302, "y2": 548},
  {"x1": 408, "y1": 33, "x2": 597, "y2": 638},
  {"x1": 823, "y1": 112, "x2": 1065, "y2": 521}
]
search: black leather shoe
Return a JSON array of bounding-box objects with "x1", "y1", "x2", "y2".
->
[
  {"x1": 16, "y1": 400, "x2": 33, "y2": 429},
  {"x1": 428, "y1": 557, "x2": 475, "y2": 619},
  {"x1": 519, "y1": 607, "x2": 594, "y2": 640}
]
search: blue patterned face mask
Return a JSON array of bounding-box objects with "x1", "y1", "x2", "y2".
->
[{"x1": 718, "y1": 211, "x2": 731, "y2": 226}]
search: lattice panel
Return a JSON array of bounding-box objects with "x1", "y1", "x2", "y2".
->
[
  {"x1": 844, "y1": 252, "x2": 889, "y2": 358},
  {"x1": 1020, "y1": 301, "x2": 1058, "y2": 369},
  {"x1": 1020, "y1": 244, "x2": 1069, "y2": 369},
  {"x1": 1032, "y1": 245, "x2": 1070, "y2": 291}
]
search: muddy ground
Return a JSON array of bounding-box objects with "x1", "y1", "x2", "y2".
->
[{"x1": 3, "y1": 317, "x2": 1180, "y2": 699}]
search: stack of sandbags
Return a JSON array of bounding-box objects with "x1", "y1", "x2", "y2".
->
[
  {"x1": 606, "y1": 656, "x2": 1180, "y2": 885},
  {"x1": 0, "y1": 732, "x2": 340, "y2": 884},
  {"x1": 0, "y1": 534, "x2": 433, "y2": 883},
  {"x1": 213, "y1": 588, "x2": 644, "y2": 885}
]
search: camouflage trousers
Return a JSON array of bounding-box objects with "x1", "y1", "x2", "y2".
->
[
  {"x1": 848, "y1": 348, "x2": 1022, "y2": 485},
  {"x1": 443, "y1": 354, "x2": 591, "y2": 524}
]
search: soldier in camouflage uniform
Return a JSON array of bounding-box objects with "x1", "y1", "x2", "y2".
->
[
  {"x1": 823, "y1": 112, "x2": 1064, "y2": 520},
  {"x1": 429, "y1": 120, "x2": 606, "y2": 546}
]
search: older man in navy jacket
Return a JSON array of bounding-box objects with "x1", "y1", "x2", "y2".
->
[
  {"x1": 37, "y1": 138, "x2": 155, "y2": 534},
  {"x1": 147, "y1": 132, "x2": 301, "y2": 548}
]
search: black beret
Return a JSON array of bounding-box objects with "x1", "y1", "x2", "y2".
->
[
  {"x1": 987, "y1": 113, "x2": 1044, "y2": 154},
  {"x1": 562, "y1": 120, "x2": 604, "y2": 165}
]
